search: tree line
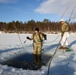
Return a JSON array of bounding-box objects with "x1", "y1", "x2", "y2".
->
[{"x1": 0, "y1": 19, "x2": 76, "y2": 33}]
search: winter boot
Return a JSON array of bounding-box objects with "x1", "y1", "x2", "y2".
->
[
  {"x1": 64, "y1": 46, "x2": 69, "y2": 49},
  {"x1": 34, "y1": 54, "x2": 37, "y2": 63},
  {"x1": 37, "y1": 54, "x2": 42, "y2": 63},
  {"x1": 59, "y1": 46, "x2": 64, "y2": 49}
]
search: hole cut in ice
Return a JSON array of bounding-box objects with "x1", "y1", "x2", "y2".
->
[{"x1": 0, "y1": 53, "x2": 51, "y2": 70}]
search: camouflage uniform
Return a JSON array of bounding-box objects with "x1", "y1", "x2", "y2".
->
[
  {"x1": 32, "y1": 32, "x2": 43, "y2": 55},
  {"x1": 31, "y1": 32, "x2": 44, "y2": 62},
  {"x1": 26, "y1": 27, "x2": 44, "y2": 62},
  {"x1": 61, "y1": 21, "x2": 69, "y2": 37},
  {"x1": 60, "y1": 21, "x2": 69, "y2": 49}
]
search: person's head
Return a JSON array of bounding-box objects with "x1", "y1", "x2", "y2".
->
[
  {"x1": 35, "y1": 28, "x2": 39, "y2": 34},
  {"x1": 60, "y1": 19, "x2": 64, "y2": 23}
]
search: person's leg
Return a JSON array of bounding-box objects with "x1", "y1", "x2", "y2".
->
[
  {"x1": 65, "y1": 38, "x2": 68, "y2": 46},
  {"x1": 37, "y1": 43, "x2": 42, "y2": 62},
  {"x1": 37, "y1": 43, "x2": 42, "y2": 55},
  {"x1": 33, "y1": 44, "x2": 37, "y2": 62},
  {"x1": 64, "y1": 32, "x2": 69, "y2": 49},
  {"x1": 60, "y1": 33, "x2": 67, "y2": 46},
  {"x1": 59, "y1": 33, "x2": 66, "y2": 49}
]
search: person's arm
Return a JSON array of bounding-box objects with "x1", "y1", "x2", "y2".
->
[
  {"x1": 65, "y1": 24, "x2": 69, "y2": 32},
  {"x1": 26, "y1": 34, "x2": 33, "y2": 40},
  {"x1": 26, "y1": 36, "x2": 32, "y2": 40}
]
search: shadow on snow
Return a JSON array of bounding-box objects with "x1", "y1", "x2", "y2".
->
[
  {"x1": 0, "y1": 47, "x2": 20, "y2": 54},
  {"x1": 69, "y1": 40, "x2": 76, "y2": 48},
  {"x1": 44, "y1": 53, "x2": 75, "y2": 75}
]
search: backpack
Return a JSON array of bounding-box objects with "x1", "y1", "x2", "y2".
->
[{"x1": 41, "y1": 33, "x2": 47, "y2": 40}]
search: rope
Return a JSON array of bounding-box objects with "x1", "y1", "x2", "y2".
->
[
  {"x1": 68, "y1": 4, "x2": 76, "y2": 23},
  {"x1": 47, "y1": 36, "x2": 63, "y2": 75},
  {"x1": 12, "y1": 25, "x2": 24, "y2": 48},
  {"x1": 60, "y1": 7, "x2": 69, "y2": 19},
  {"x1": 44, "y1": 7, "x2": 69, "y2": 46},
  {"x1": 46, "y1": 7, "x2": 72, "y2": 75},
  {"x1": 44, "y1": 34, "x2": 60, "y2": 45}
]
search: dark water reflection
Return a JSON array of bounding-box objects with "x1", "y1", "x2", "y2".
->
[{"x1": 0, "y1": 53, "x2": 51, "y2": 70}]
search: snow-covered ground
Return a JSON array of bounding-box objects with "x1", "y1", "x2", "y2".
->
[{"x1": 0, "y1": 33, "x2": 76, "y2": 75}]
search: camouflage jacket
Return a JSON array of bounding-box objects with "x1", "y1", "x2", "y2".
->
[
  {"x1": 61, "y1": 21, "x2": 69, "y2": 37},
  {"x1": 61, "y1": 21, "x2": 69, "y2": 32},
  {"x1": 31, "y1": 32, "x2": 43, "y2": 43}
]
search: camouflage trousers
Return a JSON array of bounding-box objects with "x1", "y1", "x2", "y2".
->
[
  {"x1": 33, "y1": 42, "x2": 42, "y2": 55},
  {"x1": 33, "y1": 43, "x2": 42, "y2": 62}
]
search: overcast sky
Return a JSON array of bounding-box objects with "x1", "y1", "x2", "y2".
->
[{"x1": 0, "y1": 0, "x2": 76, "y2": 22}]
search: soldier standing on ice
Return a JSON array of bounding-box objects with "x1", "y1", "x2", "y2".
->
[
  {"x1": 26, "y1": 28, "x2": 45, "y2": 62},
  {"x1": 59, "y1": 19, "x2": 69, "y2": 49}
]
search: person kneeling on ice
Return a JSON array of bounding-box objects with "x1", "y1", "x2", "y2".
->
[
  {"x1": 59, "y1": 19, "x2": 69, "y2": 49},
  {"x1": 26, "y1": 28, "x2": 46, "y2": 62}
]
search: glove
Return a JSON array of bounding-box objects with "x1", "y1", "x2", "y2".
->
[
  {"x1": 26, "y1": 36, "x2": 32, "y2": 40},
  {"x1": 26, "y1": 36, "x2": 30, "y2": 39}
]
